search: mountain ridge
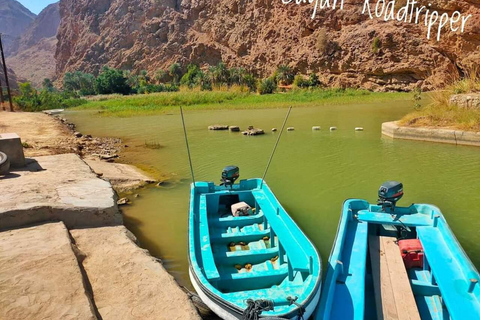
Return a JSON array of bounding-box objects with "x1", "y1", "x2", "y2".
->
[{"x1": 54, "y1": 0, "x2": 480, "y2": 91}]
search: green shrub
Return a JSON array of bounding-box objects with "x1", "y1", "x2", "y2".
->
[
  {"x1": 309, "y1": 73, "x2": 321, "y2": 87},
  {"x1": 180, "y1": 64, "x2": 203, "y2": 88},
  {"x1": 169, "y1": 63, "x2": 183, "y2": 84},
  {"x1": 95, "y1": 66, "x2": 131, "y2": 95},
  {"x1": 14, "y1": 82, "x2": 87, "y2": 111},
  {"x1": 258, "y1": 78, "x2": 277, "y2": 95},
  {"x1": 63, "y1": 71, "x2": 96, "y2": 96},
  {"x1": 155, "y1": 69, "x2": 168, "y2": 83},
  {"x1": 274, "y1": 65, "x2": 296, "y2": 85},
  {"x1": 293, "y1": 75, "x2": 310, "y2": 88},
  {"x1": 243, "y1": 74, "x2": 257, "y2": 92},
  {"x1": 372, "y1": 37, "x2": 381, "y2": 54}
]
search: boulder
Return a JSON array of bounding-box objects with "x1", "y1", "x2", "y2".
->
[
  {"x1": 450, "y1": 94, "x2": 480, "y2": 109},
  {"x1": 208, "y1": 125, "x2": 229, "y2": 130}
]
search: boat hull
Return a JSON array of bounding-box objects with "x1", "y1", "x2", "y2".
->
[
  {"x1": 188, "y1": 178, "x2": 321, "y2": 319},
  {"x1": 316, "y1": 199, "x2": 480, "y2": 320},
  {"x1": 189, "y1": 268, "x2": 321, "y2": 320}
]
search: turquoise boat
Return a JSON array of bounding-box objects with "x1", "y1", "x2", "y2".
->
[
  {"x1": 188, "y1": 168, "x2": 321, "y2": 319},
  {"x1": 316, "y1": 182, "x2": 480, "y2": 320}
]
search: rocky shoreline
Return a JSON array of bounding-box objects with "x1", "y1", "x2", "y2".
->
[{"x1": 0, "y1": 111, "x2": 202, "y2": 319}]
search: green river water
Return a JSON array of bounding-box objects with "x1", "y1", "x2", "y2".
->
[{"x1": 65, "y1": 100, "x2": 480, "y2": 288}]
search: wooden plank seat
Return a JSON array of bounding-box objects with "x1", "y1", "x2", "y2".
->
[
  {"x1": 369, "y1": 235, "x2": 421, "y2": 320},
  {"x1": 199, "y1": 194, "x2": 220, "y2": 281},
  {"x1": 252, "y1": 190, "x2": 310, "y2": 272}
]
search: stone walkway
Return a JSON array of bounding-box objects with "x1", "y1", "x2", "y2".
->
[
  {"x1": 71, "y1": 226, "x2": 200, "y2": 320},
  {"x1": 0, "y1": 153, "x2": 121, "y2": 230},
  {"x1": 0, "y1": 222, "x2": 97, "y2": 320}
]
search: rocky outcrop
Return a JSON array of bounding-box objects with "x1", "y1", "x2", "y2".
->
[
  {"x1": 6, "y1": 2, "x2": 60, "y2": 87},
  {"x1": 0, "y1": 0, "x2": 36, "y2": 56},
  {"x1": 14, "y1": 2, "x2": 60, "y2": 53},
  {"x1": 6, "y1": 36, "x2": 57, "y2": 87},
  {"x1": 55, "y1": 0, "x2": 480, "y2": 91},
  {"x1": 450, "y1": 93, "x2": 480, "y2": 109},
  {"x1": 0, "y1": 65, "x2": 19, "y2": 90}
]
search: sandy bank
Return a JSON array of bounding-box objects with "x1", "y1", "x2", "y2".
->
[{"x1": 382, "y1": 121, "x2": 480, "y2": 147}]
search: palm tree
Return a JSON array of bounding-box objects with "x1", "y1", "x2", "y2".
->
[
  {"x1": 275, "y1": 65, "x2": 295, "y2": 85},
  {"x1": 169, "y1": 63, "x2": 182, "y2": 84}
]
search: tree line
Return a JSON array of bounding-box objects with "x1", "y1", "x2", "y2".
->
[{"x1": 14, "y1": 63, "x2": 322, "y2": 111}]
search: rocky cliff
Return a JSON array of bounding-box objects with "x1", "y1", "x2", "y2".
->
[
  {"x1": 6, "y1": 3, "x2": 60, "y2": 87},
  {"x1": 0, "y1": 66, "x2": 19, "y2": 91},
  {"x1": 55, "y1": 0, "x2": 479, "y2": 91},
  {"x1": 0, "y1": 0, "x2": 36, "y2": 56}
]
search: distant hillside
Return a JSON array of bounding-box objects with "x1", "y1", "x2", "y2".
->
[
  {"x1": 6, "y1": 2, "x2": 60, "y2": 87},
  {"x1": 0, "y1": 0, "x2": 36, "y2": 56},
  {"x1": 0, "y1": 66, "x2": 19, "y2": 91},
  {"x1": 55, "y1": 0, "x2": 479, "y2": 91}
]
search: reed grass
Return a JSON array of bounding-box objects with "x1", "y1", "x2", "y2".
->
[
  {"x1": 72, "y1": 88, "x2": 410, "y2": 117},
  {"x1": 400, "y1": 68, "x2": 480, "y2": 131}
]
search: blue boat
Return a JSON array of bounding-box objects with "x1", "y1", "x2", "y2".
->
[
  {"x1": 316, "y1": 182, "x2": 480, "y2": 320},
  {"x1": 188, "y1": 167, "x2": 321, "y2": 319}
]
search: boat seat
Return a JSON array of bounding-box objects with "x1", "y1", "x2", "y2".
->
[
  {"x1": 357, "y1": 210, "x2": 432, "y2": 227},
  {"x1": 252, "y1": 190, "x2": 310, "y2": 272},
  {"x1": 210, "y1": 229, "x2": 270, "y2": 243},
  {"x1": 199, "y1": 194, "x2": 220, "y2": 281},
  {"x1": 417, "y1": 226, "x2": 480, "y2": 319},
  {"x1": 369, "y1": 235, "x2": 421, "y2": 320}
]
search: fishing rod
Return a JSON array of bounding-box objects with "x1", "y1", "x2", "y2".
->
[
  {"x1": 260, "y1": 107, "x2": 292, "y2": 189},
  {"x1": 180, "y1": 106, "x2": 195, "y2": 184}
]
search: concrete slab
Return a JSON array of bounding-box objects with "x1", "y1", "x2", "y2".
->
[
  {"x1": 0, "y1": 154, "x2": 121, "y2": 230},
  {"x1": 84, "y1": 159, "x2": 155, "y2": 192},
  {"x1": 70, "y1": 226, "x2": 201, "y2": 320},
  {"x1": 0, "y1": 133, "x2": 25, "y2": 167},
  {"x1": 0, "y1": 222, "x2": 97, "y2": 320},
  {"x1": 382, "y1": 121, "x2": 480, "y2": 147}
]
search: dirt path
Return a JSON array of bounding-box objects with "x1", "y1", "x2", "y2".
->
[{"x1": 0, "y1": 111, "x2": 76, "y2": 157}]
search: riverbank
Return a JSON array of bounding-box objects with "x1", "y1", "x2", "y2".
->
[
  {"x1": 73, "y1": 89, "x2": 411, "y2": 116},
  {"x1": 0, "y1": 111, "x2": 202, "y2": 319},
  {"x1": 0, "y1": 111, "x2": 156, "y2": 192}
]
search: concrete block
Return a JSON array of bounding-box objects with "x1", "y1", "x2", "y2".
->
[{"x1": 0, "y1": 133, "x2": 25, "y2": 168}]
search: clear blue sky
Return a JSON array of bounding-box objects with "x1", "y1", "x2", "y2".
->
[{"x1": 17, "y1": 0, "x2": 58, "y2": 15}]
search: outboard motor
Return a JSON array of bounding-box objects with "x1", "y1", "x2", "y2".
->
[
  {"x1": 378, "y1": 181, "x2": 404, "y2": 211},
  {"x1": 221, "y1": 166, "x2": 239, "y2": 188}
]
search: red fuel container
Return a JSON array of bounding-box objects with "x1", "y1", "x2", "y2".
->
[{"x1": 398, "y1": 239, "x2": 424, "y2": 269}]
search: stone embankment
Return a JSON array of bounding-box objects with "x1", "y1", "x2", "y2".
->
[
  {"x1": 0, "y1": 154, "x2": 121, "y2": 230},
  {"x1": 382, "y1": 122, "x2": 480, "y2": 147},
  {"x1": 0, "y1": 111, "x2": 200, "y2": 320}
]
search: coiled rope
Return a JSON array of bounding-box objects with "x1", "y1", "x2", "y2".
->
[{"x1": 243, "y1": 299, "x2": 274, "y2": 320}]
